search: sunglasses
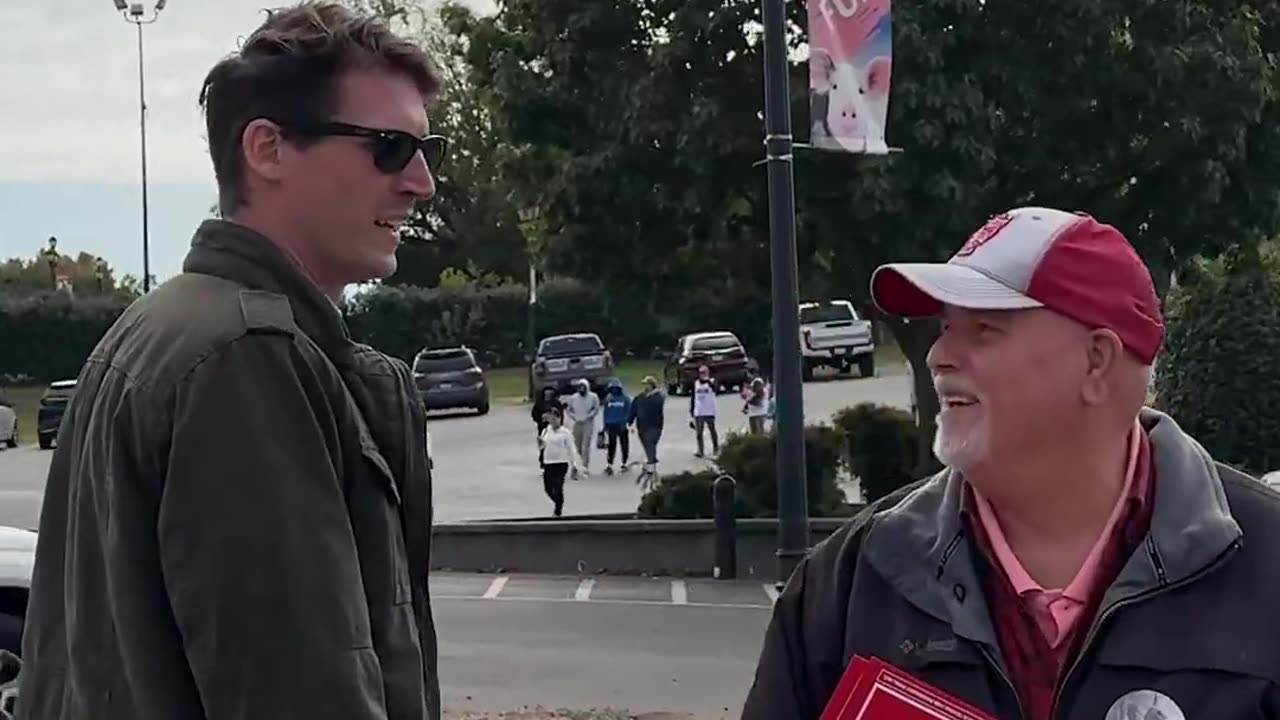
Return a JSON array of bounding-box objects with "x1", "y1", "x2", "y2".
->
[{"x1": 282, "y1": 120, "x2": 448, "y2": 174}]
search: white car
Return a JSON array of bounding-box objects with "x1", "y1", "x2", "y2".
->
[
  {"x1": 1262, "y1": 471, "x2": 1280, "y2": 493},
  {"x1": 0, "y1": 403, "x2": 16, "y2": 449}
]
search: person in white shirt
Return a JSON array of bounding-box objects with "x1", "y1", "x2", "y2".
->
[
  {"x1": 742, "y1": 376, "x2": 770, "y2": 434},
  {"x1": 564, "y1": 378, "x2": 601, "y2": 472},
  {"x1": 538, "y1": 409, "x2": 584, "y2": 516},
  {"x1": 689, "y1": 365, "x2": 720, "y2": 457}
]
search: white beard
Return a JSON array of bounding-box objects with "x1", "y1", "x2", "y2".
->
[{"x1": 933, "y1": 408, "x2": 991, "y2": 471}]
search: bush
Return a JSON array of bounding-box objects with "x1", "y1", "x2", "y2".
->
[
  {"x1": 341, "y1": 279, "x2": 768, "y2": 368},
  {"x1": 713, "y1": 425, "x2": 848, "y2": 516},
  {"x1": 636, "y1": 469, "x2": 727, "y2": 518},
  {"x1": 832, "y1": 403, "x2": 920, "y2": 502},
  {"x1": 1155, "y1": 247, "x2": 1280, "y2": 476},
  {"x1": 0, "y1": 292, "x2": 135, "y2": 383}
]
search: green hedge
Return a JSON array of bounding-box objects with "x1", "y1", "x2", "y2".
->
[
  {"x1": 343, "y1": 279, "x2": 775, "y2": 368},
  {"x1": 0, "y1": 278, "x2": 775, "y2": 382},
  {"x1": 0, "y1": 292, "x2": 135, "y2": 383},
  {"x1": 1155, "y1": 247, "x2": 1280, "y2": 476}
]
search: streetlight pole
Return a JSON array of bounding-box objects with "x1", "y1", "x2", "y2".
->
[
  {"x1": 759, "y1": 0, "x2": 810, "y2": 588},
  {"x1": 113, "y1": 0, "x2": 167, "y2": 294}
]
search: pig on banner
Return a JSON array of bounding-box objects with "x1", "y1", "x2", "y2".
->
[{"x1": 807, "y1": 0, "x2": 893, "y2": 154}]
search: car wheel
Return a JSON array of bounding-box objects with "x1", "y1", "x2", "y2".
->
[
  {"x1": 801, "y1": 361, "x2": 815, "y2": 383},
  {"x1": 3, "y1": 423, "x2": 14, "y2": 449},
  {"x1": 38, "y1": 434, "x2": 53, "y2": 450},
  {"x1": 475, "y1": 401, "x2": 490, "y2": 416},
  {"x1": 858, "y1": 354, "x2": 875, "y2": 378}
]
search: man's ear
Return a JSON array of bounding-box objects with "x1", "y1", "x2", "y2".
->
[
  {"x1": 240, "y1": 118, "x2": 288, "y2": 182},
  {"x1": 1082, "y1": 328, "x2": 1125, "y2": 404}
]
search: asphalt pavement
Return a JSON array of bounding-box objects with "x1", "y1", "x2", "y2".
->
[
  {"x1": 0, "y1": 371, "x2": 911, "y2": 529},
  {"x1": 432, "y1": 572, "x2": 773, "y2": 719}
]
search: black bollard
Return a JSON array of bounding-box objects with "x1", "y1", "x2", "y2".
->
[{"x1": 713, "y1": 474, "x2": 738, "y2": 580}]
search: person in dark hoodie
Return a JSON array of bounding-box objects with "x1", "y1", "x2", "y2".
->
[
  {"x1": 602, "y1": 378, "x2": 632, "y2": 475},
  {"x1": 628, "y1": 375, "x2": 666, "y2": 487},
  {"x1": 531, "y1": 386, "x2": 564, "y2": 465},
  {"x1": 743, "y1": 207, "x2": 1280, "y2": 720}
]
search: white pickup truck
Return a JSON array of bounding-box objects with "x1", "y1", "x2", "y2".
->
[{"x1": 799, "y1": 299, "x2": 876, "y2": 381}]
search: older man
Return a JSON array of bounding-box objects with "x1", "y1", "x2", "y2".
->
[{"x1": 742, "y1": 207, "x2": 1280, "y2": 720}]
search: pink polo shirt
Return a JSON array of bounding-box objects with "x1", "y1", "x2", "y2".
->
[{"x1": 972, "y1": 421, "x2": 1146, "y2": 652}]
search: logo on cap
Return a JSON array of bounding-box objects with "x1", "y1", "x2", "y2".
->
[{"x1": 953, "y1": 212, "x2": 1014, "y2": 258}]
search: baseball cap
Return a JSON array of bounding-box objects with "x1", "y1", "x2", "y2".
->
[{"x1": 869, "y1": 206, "x2": 1164, "y2": 364}]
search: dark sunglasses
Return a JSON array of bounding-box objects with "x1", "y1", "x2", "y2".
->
[{"x1": 281, "y1": 120, "x2": 447, "y2": 174}]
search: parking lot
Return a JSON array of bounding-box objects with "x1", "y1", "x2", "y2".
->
[{"x1": 0, "y1": 372, "x2": 910, "y2": 528}]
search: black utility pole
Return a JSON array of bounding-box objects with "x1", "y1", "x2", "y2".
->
[{"x1": 759, "y1": 0, "x2": 810, "y2": 588}]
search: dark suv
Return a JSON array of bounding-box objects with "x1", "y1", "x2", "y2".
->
[
  {"x1": 664, "y1": 331, "x2": 755, "y2": 396},
  {"x1": 530, "y1": 333, "x2": 615, "y2": 396},
  {"x1": 412, "y1": 347, "x2": 490, "y2": 415},
  {"x1": 37, "y1": 379, "x2": 76, "y2": 450}
]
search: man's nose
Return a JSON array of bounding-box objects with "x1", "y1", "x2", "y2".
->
[
  {"x1": 398, "y1": 150, "x2": 436, "y2": 200},
  {"x1": 926, "y1": 331, "x2": 956, "y2": 375}
]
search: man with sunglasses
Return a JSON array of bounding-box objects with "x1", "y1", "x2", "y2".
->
[{"x1": 20, "y1": 4, "x2": 445, "y2": 720}]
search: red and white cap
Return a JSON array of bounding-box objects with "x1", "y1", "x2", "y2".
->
[{"x1": 870, "y1": 207, "x2": 1165, "y2": 364}]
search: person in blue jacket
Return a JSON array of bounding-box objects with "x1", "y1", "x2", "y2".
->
[{"x1": 602, "y1": 378, "x2": 632, "y2": 475}]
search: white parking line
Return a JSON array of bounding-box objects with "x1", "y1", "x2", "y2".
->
[
  {"x1": 482, "y1": 575, "x2": 508, "y2": 599},
  {"x1": 763, "y1": 584, "x2": 779, "y2": 605},
  {"x1": 671, "y1": 579, "x2": 688, "y2": 605},
  {"x1": 574, "y1": 578, "x2": 595, "y2": 601}
]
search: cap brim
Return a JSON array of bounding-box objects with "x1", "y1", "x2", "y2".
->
[{"x1": 870, "y1": 263, "x2": 1044, "y2": 317}]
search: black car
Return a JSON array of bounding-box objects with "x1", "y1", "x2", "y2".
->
[
  {"x1": 37, "y1": 380, "x2": 76, "y2": 450},
  {"x1": 412, "y1": 347, "x2": 490, "y2": 415}
]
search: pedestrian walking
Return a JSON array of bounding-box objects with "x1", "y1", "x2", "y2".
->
[
  {"x1": 531, "y1": 385, "x2": 564, "y2": 463},
  {"x1": 742, "y1": 376, "x2": 769, "y2": 434},
  {"x1": 629, "y1": 375, "x2": 666, "y2": 487},
  {"x1": 538, "y1": 408, "x2": 584, "y2": 517},
  {"x1": 743, "y1": 206, "x2": 1280, "y2": 720},
  {"x1": 564, "y1": 378, "x2": 601, "y2": 474},
  {"x1": 18, "y1": 4, "x2": 445, "y2": 719},
  {"x1": 602, "y1": 378, "x2": 632, "y2": 475},
  {"x1": 689, "y1": 365, "x2": 719, "y2": 457}
]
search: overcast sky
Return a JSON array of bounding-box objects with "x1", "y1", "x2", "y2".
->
[{"x1": 0, "y1": 0, "x2": 493, "y2": 283}]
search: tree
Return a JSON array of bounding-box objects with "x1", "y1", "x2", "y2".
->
[
  {"x1": 349, "y1": 0, "x2": 531, "y2": 288},
  {"x1": 0, "y1": 245, "x2": 128, "y2": 298},
  {"x1": 455, "y1": 0, "x2": 1280, "y2": 473}
]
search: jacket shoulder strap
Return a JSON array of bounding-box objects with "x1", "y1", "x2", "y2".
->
[{"x1": 238, "y1": 290, "x2": 296, "y2": 337}]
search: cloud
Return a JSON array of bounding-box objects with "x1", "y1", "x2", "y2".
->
[{"x1": 0, "y1": 0, "x2": 496, "y2": 185}]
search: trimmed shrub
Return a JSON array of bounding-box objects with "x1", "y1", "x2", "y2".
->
[
  {"x1": 1155, "y1": 247, "x2": 1280, "y2": 476},
  {"x1": 0, "y1": 291, "x2": 135, "y2": 383},
  {"x1": 832, "y1": 402, "x2": 919, "y2": 502},
  {"x1": 712, "y1": 425, "x2": 848, "y2": 517},
  {"x1": 636, "y1": 469, "x2": 727, "y2": 518}
]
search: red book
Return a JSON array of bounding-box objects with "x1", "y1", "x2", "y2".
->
[{"x1": 820, "y1": 655, "x2": 998, "y2": 720}]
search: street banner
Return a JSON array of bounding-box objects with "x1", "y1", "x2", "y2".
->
[{"x1": 807, "y1": 0, "x2": 893, "y2": 154}]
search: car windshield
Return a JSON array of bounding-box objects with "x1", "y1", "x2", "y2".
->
[
  {"x1": 690, "y1": 335, "x2": 740, "y2": 352},
  {"x1": 542, "y1": 336, "x2": 603, "y2": 355},
  {"x1": 801, "y1": 303, "x2": 857, "y2": 324},
  {"x1": 414, "y1": 350, "x2": 475, "y2": 372}
]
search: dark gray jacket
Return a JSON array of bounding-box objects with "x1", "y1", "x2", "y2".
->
[
  {"x1": 743, "y1": 409, "x2": 1280, "y2": 719},
  {"x1": 19, "y1": 220, "x2": 439, "y2": 720}
]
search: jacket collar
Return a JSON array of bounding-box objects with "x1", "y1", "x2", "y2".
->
[
  {"x1": 182, "y1": 219, "x2": 351, "y2": 358},
  {"x1": 861, "y1": 407, "x2": 1243, "y2": 647}
]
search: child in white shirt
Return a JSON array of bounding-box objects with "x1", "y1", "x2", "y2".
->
[{"x1": 538, "y1": 409, "x2": 584, "y2": 516}]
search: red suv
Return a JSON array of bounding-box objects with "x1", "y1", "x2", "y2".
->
[{"x1": 663, "y1": 331, "x2": 756, "y2": 396}]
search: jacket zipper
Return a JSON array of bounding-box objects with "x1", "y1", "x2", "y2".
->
[
  {"x1": 976, "y1": 642, "x2": 1027, "y2": 720},
  {"x1": 1048, "y1": 538, "x2": 1241, "y2": 719}
]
